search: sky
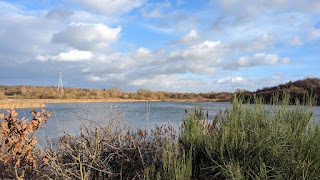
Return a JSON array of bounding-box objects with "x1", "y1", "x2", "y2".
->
[{"x1": 0, "y1": 0, "x2": 320, "y2": 93}]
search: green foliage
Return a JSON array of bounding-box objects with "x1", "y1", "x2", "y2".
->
[
  {"x1": 180, "y1": 94, "x2": 320, "y2": 179},
  {"x1": 146, "y1": 140, "x2": 192, "y2": 180}
]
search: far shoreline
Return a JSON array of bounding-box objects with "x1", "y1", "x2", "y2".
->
[{"x1": 0, "y1": 98, "x2": 230, "y2": 109}]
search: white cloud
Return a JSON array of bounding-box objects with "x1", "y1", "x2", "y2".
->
[
  {"x1": 288, "y1": 36, "x2": 303, "y2": 46},
  {"x1": 225, "y1": 53, "x2": 291, "y2": 69},
  {"x1": 57, "y1": 50, "x2": 92, "y2": 61},
  {"x1": 170, "y1": 40, "x2": 227, "y2": 61},
  {"x1": 166, "y1": 41, "x2": 228, "y2": 75},
  {"x1": 0, "y1": 3, "x2": 66, "y2": 63},
  {"x1": 71, "y1": 0, "x2": 145, "y2": 15},
  {"x1": 129, "y1": 74, "x2": 215, "y2": 92},
  {"x1": 230, "y1": 33, "x2": 278, "y2": 51},
  {"x1": 214, "y1": 73, "x2": 287, "y2": 91},
  {"x1": 52, "y1": 23, "x2": 121, "y2": 50},
  {"x1": 179, "y1": 30, "x2": 199, "y2": 45},
  {"x1": 237, "y1": 53, "x2": 279, "y2": 66},
  {"x1": 310, "y1": 29, "x2": 320, "y2": 40},
  {"x1": 1, "y1": 0, "x2": 317, "y2": 92},
  {"x1": 217, "y1": 77, "x2": 247, "y2": 84},
  {"x1": 36, "y1": 50, "x2": 92, "y2": 62},
  {"x1": 136, "y1": 47, "x2": 151, "y2": 57},
  {"x1": 81, "y1": 41, "x2": 225, "y2": 89},
  {"x1": 80, "y1": 48, "x2": 156, "y2": 77},
  {"x1": 88, "y1": 76, "x2": 104, "y2": 82}
]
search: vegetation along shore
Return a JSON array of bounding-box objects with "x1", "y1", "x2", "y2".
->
[
  {"x1": 0, "y1": 85, "x2": 231, "y2": 109},
  {"x1": 1, "y1": 78, "x2": 320, "y2": 109},
  {"x1": 0, "y1": 94, "x2": 319, "y2": 179}
]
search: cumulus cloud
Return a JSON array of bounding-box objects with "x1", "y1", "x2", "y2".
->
[
  {"x1": 129, "y1": 74, "x2": 216, "y2": 92},
  {"x1": 210, "y1": 0, "x2": 318, "y2": 51},
  {"x1": 225, "y1": 53, "x2": 290, "y2": 69},
  {"x1": 36, "y1": 50, "x2": 93, "y2": 62},
  {"x1": 81, "y1": 47, "x2": 157, "y2": 77},
  {"x1": 80, "y1": 40, "x2": 227, "y2": 89},
  {"x1": 57, "y1": 50, "x2": 92, "y2": 61},
  {"x1": 176, "y1": 30, "x2": 199, "y2": 45},
  {"x1": 217, "y1": 77, "x2": 247, "y2": 85},
  {"x1": 214, "y1": 73, "x2": 287, "y2": 91},
  {"x1": 165, "y1": 40, "x2": 228, "y2": 75},
  {"x1": 0, "y1": 4, "x2": 67, "y2": 64},
  {"x1": 170, "y1": 40, "x2": 227, "y2": 61},
  {"x1": 52, "y1": 23, "x2": 121, "y2": 50},
  {"x1": 230, "y1": 33, "x2": 278, "y2": 51},
  {"x1": 0, "y1": 1, "x2": 316, "y2": 92},
  {"x1": 71, "y1": 0, "x2": 145, "y2": 15}
]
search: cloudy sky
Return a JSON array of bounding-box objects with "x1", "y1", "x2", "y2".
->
[{"x1": 0, "y1": 0, "x2": 320, "y2": 92}]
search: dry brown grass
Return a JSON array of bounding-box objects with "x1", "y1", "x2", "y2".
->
[
  {"x1": 0, "y1": 100, "x2": 45, "y2": 109},
  {"x1": 0, "y1": 99, "x2": 161, "y2": 109},
  {"x1": 41, "y1": 111, "x2": 177, "y2": 179},
  {"x1": 0, "y1": 108, "x2": 178, "y2": 179}
]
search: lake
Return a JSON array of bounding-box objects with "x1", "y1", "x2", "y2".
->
[{"x1": 1, "y1": 101, "x2": 320, "y2": 146}]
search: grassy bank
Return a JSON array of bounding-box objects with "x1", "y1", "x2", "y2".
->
[{"x1": 0, "y1": 95, "x2": 319, "y2": 179}]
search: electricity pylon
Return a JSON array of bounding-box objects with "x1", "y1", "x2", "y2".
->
[{"x1": 57, "y1": 68, "x2": 64, "y2": 94}]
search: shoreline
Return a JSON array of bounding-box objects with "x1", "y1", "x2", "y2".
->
[{"x1": 0, "y1": 98, "x2": 230, "y2": 109}]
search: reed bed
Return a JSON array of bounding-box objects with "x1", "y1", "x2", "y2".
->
[
  {"x1": 0, "y1": 99, "x2": 161, "y2": 109},
  {"x1": 0, "y1": 99, "x2": 46, "y2": 109},
  {"x1": 0, "y1": 94, "x2": 320, "y2": 179}
]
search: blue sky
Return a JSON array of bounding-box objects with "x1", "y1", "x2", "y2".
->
[{"x1": 0, "y1": 0, "x2": 320, "y2": 92}]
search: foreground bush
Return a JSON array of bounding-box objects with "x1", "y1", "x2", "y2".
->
[
  {"x1": 1, "y1": 94, "x2": 320, "y2": 179},
  {"x1": 0, "y1": 109, "x2": 51, "y2": 179}
]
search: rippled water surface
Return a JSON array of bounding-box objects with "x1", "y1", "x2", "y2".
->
[{"x1": 1, "y1": 101, "x2": 319, "y2": 145}]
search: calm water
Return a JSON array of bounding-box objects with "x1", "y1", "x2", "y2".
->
[{"x1": 1, "y1": 101, "x2": 320, "y2": 145}]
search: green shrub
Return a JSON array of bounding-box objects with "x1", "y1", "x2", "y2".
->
[{"x1": 181, "y1": 94, "x2": 320, "y2": 179}]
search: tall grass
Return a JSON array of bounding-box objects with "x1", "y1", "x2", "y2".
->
[
  {"x1": 1, "y1": 94, "x2": 320, "y2": 179},
  {"x1": 181, "y1": 94, "x2": 320, "y2": 179}
]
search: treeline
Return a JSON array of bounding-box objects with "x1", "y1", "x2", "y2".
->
[
  {"x1": 237, "y1": 78, "x2": 320, "y2": 105},
  {"x1": 0, "y1": 85, "x2": 231, "y2": 101}
]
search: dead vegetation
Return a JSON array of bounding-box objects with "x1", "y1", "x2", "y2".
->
[
  {"x1": 0, "y1": 109, "x2": 51, "y2": 179},
  {"x1": 0, "y1": 109, "x2": 180, "y2": 179},
  {"x1": 0, "y1": 85, "x2": 231, "y2": 101}
]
